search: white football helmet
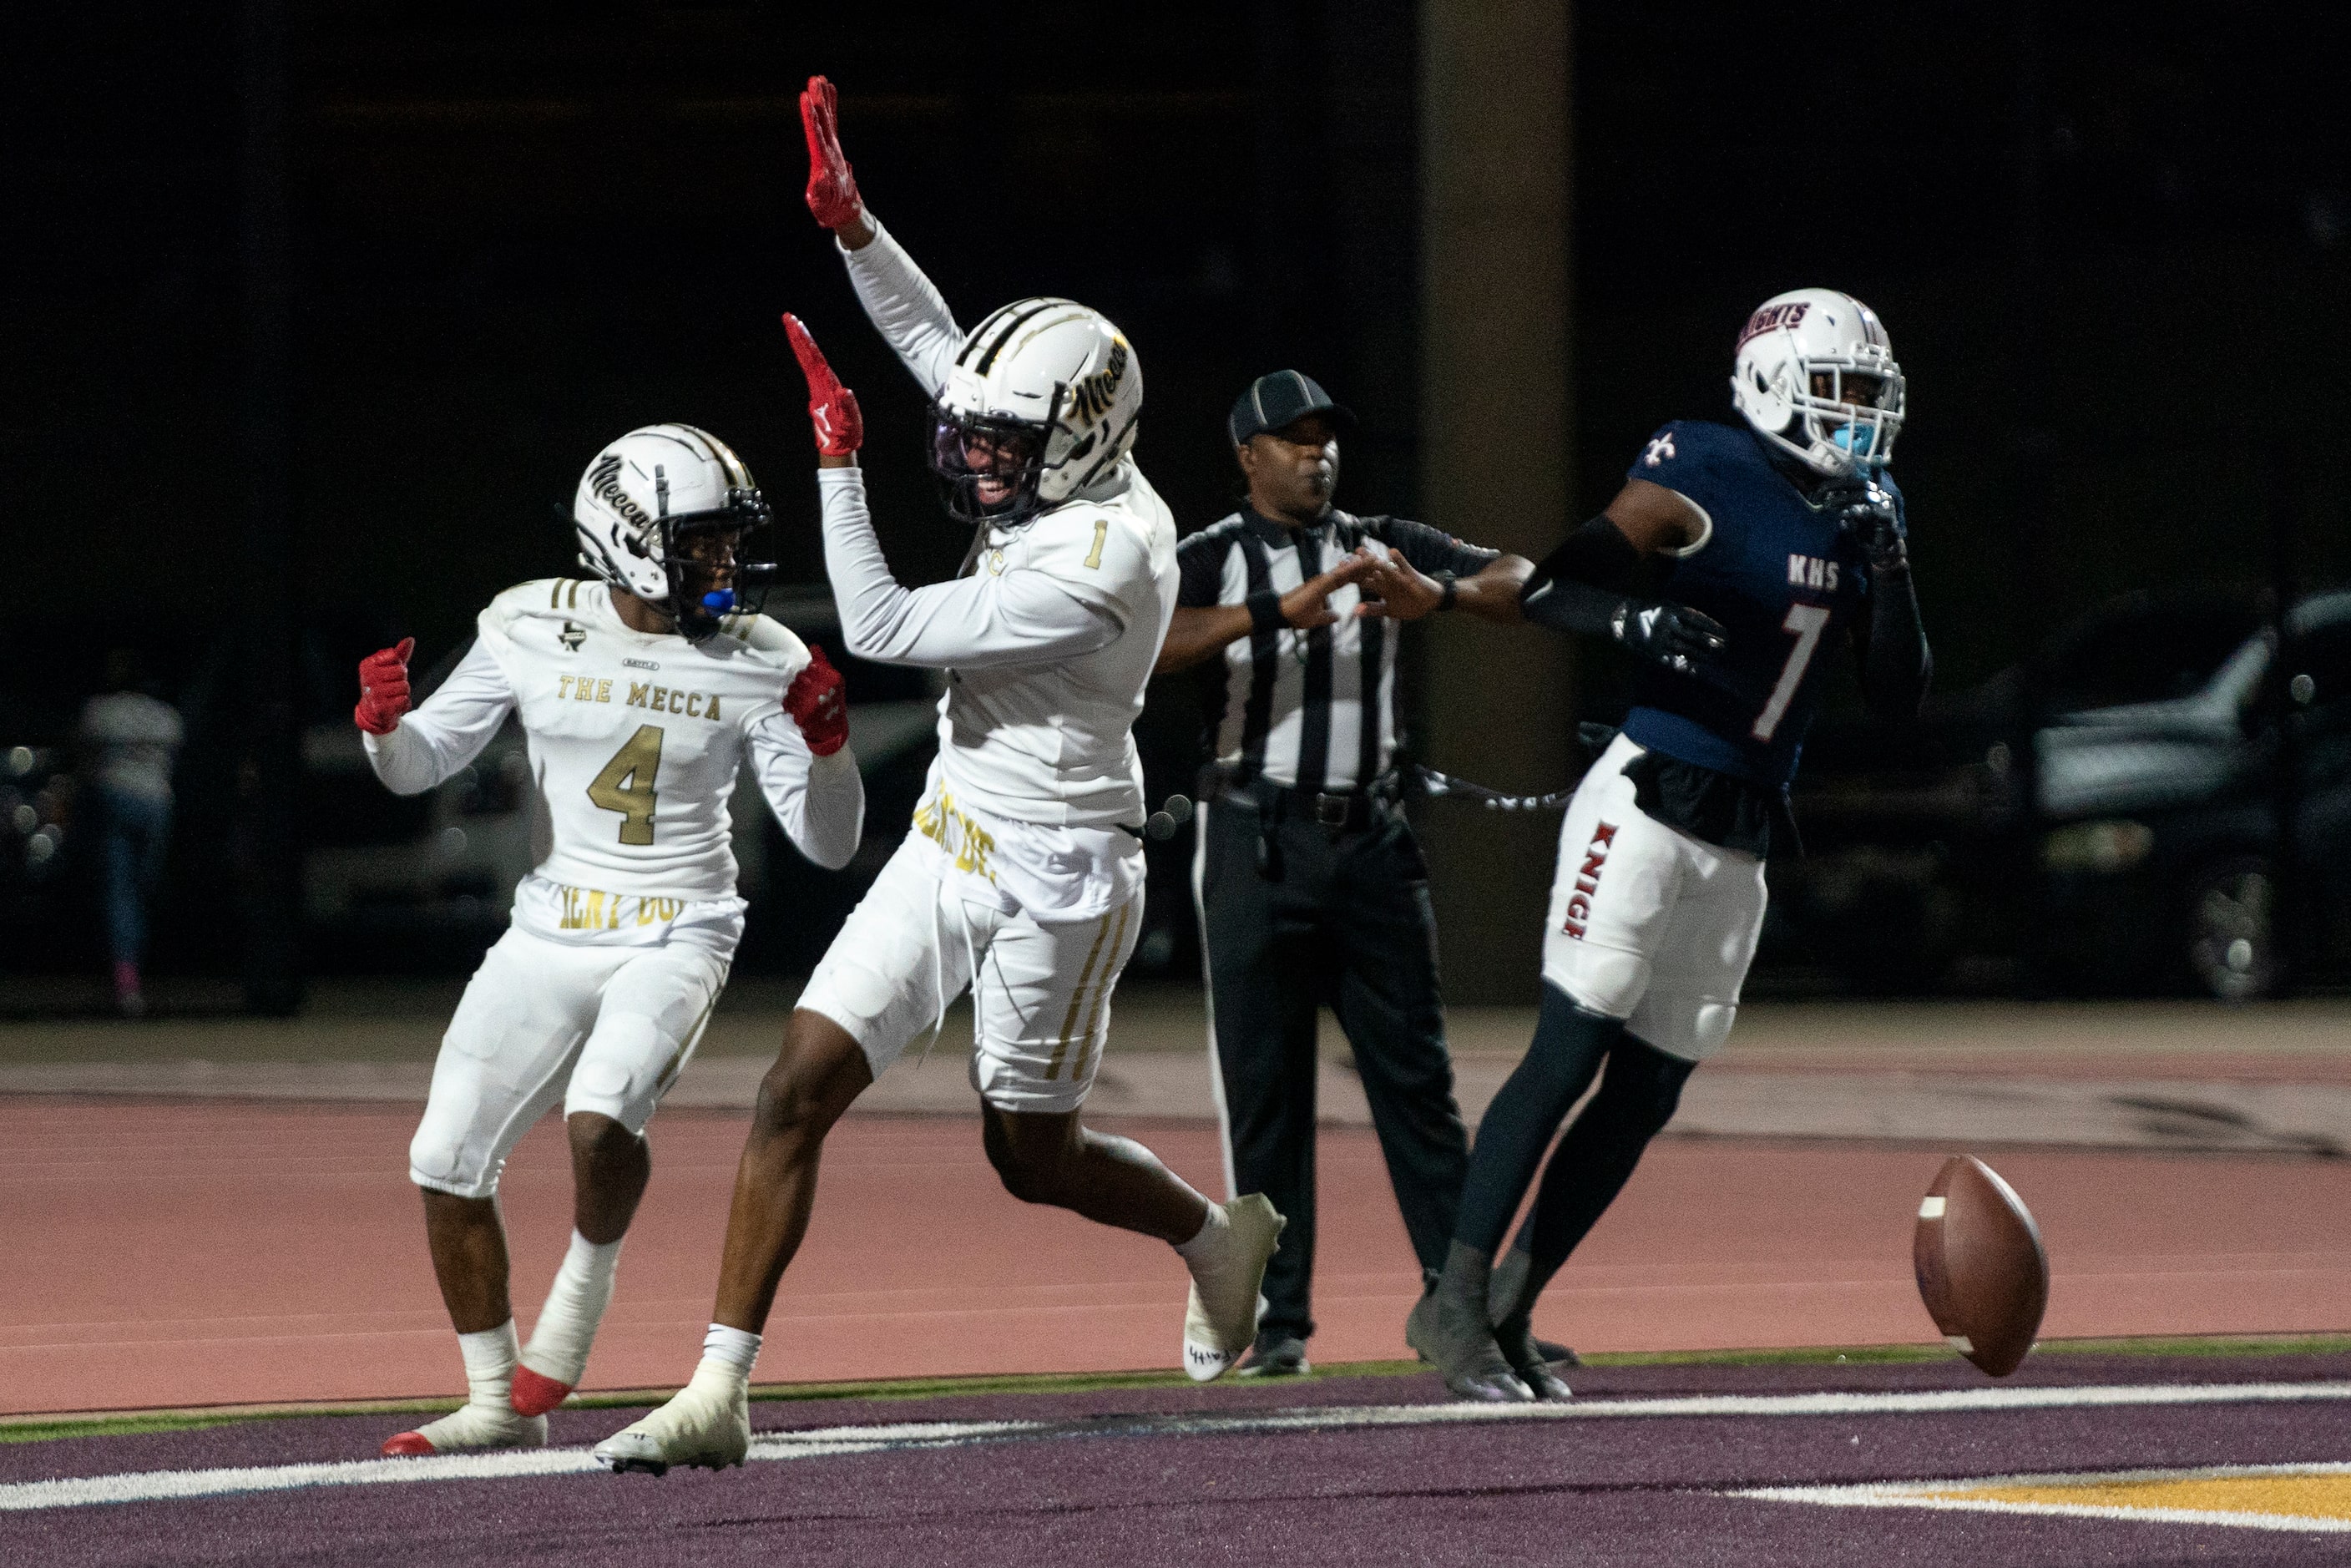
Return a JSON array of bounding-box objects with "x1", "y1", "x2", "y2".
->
[
  {"x1": 1730, "y1": 288, "x2": 1906, "y2": 477},
  {"x1": 928, "y1": 298, "x2": 1141, "y2": 526},
  {"x1": 573, "y1": 423, "x2": 773, "y2": 640}
]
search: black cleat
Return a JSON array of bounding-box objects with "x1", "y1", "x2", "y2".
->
[
  {"x1": 1495, "y1": 1315, "x2": 1573, "y2": 1403},
  {"x1": 1236, "y1": 1331, "x2": 1312, "y2": 1378}
]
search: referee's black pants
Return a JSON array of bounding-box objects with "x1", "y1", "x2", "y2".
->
[{"x1": 1194, "y1": 793, "x2": 1470, "y2": 1342}]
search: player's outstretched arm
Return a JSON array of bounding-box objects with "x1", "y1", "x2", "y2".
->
[
  {"x1": 747, "y1": 645, "x2": 864, "y2": 871},
  {"x1": 1519, "y1": 483, "x2": 1727, "y2": 677},
  {"x1": 787, "y1": 314, "x2": 1120, "y2": 671},
  {"x1": 800, "y1": 74, "x2": 961, "y2": 396},
  {"x1": 355, "y1": 636, "x2": 517, "y2": 796},
  {"x1": 1155, "y1": 553, "x2": 1383, "y2": 675}
]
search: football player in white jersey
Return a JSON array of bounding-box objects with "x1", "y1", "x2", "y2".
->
[
  {"x1": 354, "y1": 422, "x2": 867, "y2": 1456},
  {"x1": 591, "y1": 78, "x2": 1282, "y2": 1475}
]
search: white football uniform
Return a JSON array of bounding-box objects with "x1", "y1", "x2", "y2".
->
[
  {"x1": 1540, "y1": 731, "x2": 1767, "y2": 1063},
  {"x1": 797, "y1": 219, "x2": 1177, "y2": 1112},
  {"x1": 367, "y1": 579, "x2": 865, "y2": 1196}
]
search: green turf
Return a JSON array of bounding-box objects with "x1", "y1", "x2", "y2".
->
[{"x1": 9, "y1": 1333, "x2": 2348, "y2": 1445}]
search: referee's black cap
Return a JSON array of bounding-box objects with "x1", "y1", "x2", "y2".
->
[{"x1": 1228, "y1": 370, "x2": 1358, "y2": 447}]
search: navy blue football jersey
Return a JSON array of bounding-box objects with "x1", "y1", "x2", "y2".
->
[{"x1": 1617, "y1": 420, "x2": 1900, "y2": 788}]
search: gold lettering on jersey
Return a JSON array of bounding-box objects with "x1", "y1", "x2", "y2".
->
[
  {"x1": 618, "y1": 681, "x2": 720, "y2": 720},
  {"x1": 913, "y1": 788, "x2": 998, "y2": 883},
  {"x1": 558, "y1": 676, "x2": 619, "y2": 705},
  {"x1": 556, "y1": 883, "x2": 688, "y2": 931},
  {"x1": 558, "y1": 675, "x2": 574, "y2": 700}
]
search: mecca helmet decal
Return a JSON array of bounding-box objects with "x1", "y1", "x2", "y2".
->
[
  {"x1": 1730, "y1": 288, "x2": 1907, "y2": 478},
  {"x1": 571, "y1": 424, "x2": 776, "y2": 642},
  {"x1": 927, "y1": 298, "x2": 1142, "y2": 530}
]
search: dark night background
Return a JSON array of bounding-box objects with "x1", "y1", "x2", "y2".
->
[{"x1": 3, "y1": 3, "x2": 2345, "y2": 1001}]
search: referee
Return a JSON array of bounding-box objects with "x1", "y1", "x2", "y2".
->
[{"x1": 1155, "y1": 370, "x2": 1534, "y2": 1374}]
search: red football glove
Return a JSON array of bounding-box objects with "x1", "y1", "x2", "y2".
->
[
  {"x1": 354, "y1": 638, "x2": 414, "y2": 736},
  {"x1": 800, "y1": 75, "x2": 862, "y2": 231},
  {"x1": 785, "y1": 645, "x2": 849, "y2": 756},
  {"x1": 783, "y1": 313, "x2": 863, "y2": 457}
]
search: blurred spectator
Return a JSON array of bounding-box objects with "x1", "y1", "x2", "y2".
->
[{"x1": 78, "y1": 650, "x2": 182, "y2": 1015}]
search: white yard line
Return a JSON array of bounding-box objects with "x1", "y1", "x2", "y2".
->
[{"x1": 6, "y1": 1381, "x2": 2350, "y2": 1514}]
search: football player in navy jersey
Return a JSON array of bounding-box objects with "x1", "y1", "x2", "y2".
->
[{"x1": 1407, "y1": 289, "x2": 1932, "y2": 1400}]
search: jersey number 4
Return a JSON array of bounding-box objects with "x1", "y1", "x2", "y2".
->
[
  {"x1": 1752, "y1": 604, "x2": 1831, "y2": 744},
  {"x1": 587, "y1": 725, "x2": 663, "y2": 844}
]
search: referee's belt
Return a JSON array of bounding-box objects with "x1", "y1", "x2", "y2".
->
[{"x1": 1226, "y1": 772, "x2": 1399, "y2": 832}]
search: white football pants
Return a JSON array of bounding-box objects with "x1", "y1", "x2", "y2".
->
[
  {"x1": 1540, "y1": 732, "x2": 1767, "y2": 1062},
  {"x1": 797, "y1": 832, "x2": 1142, "y2": 1115},
  {"x1": 409, "y1": 925, "x2": 730, "y2": 1199}
]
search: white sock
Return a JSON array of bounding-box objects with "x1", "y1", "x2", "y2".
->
[
  {"x1": 699, "y1": 1323, "x2": 762, "y2": 1385},
  {"x1": 1173, "y1": 1201, "x2": 1229, "y2": 1262},
  {"x1": 521, "y1": 1230, "x2": 623, "y2": 1384},
  {"x1": 457, "y1": 1320, "x2": 520, "y2": 1409}
]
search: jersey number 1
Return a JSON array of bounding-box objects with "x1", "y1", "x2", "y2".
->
[
  {"x1": 1752, "y1": 604, "x2": 1831, "y2": 744},
  {"x1": 588, "y1": 725, "x2": 663, "y2": 844}
]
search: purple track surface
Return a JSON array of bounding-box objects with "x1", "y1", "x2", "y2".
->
[{"x1": 8, "y1": 1354, "x2": 2351, "y2": 1566}]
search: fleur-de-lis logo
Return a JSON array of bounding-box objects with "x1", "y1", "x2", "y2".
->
[{"x1": 1643, "y1": 433, "x2": 1676, "y2": 468}]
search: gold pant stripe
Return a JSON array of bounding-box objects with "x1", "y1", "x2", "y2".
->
[
  {"x1": 1047, "y1": 909, "x2": 1116, "y2": 1080},
  {"x1": 1069, "y1": 898, "x2": 1133, "y2": 1084}
]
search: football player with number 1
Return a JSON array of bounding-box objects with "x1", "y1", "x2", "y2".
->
[
  {"x1": 1408, "y1": 291, "x2": 1934, "y2": 1400},
  {"x1": 358, "y1": 425, "x2": 866, "y2": 1455},
  {"x1": 593, "y1": 77, "x2": 1282, "y2": 1476}
]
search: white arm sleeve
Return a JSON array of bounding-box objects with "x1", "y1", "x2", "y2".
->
[
  {"x1": 838, "y1": 215, "x2": 963, "y2": 397},
  {"x1": 818, "y1": 467, "x2": 1120, "y2": 670},
  {"x1": 746, "y1": 719, "x2": 865, "y2": 873},
  {"x1": 360, "y1": 639, "x2": 516, "y2": 797}
]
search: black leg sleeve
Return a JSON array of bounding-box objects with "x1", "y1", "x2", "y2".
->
[
  {"x1": 1451, "y1": 983, "x2": 1620, "y2": 1256},
  {"x1": 1498, "y1": 1032, "x2": 1695, "y2": 1318}
]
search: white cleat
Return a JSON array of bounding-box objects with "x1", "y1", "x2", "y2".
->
[
  {"x1": 1181, "y1": 1193, "x2": 1286, "y2": 1383},
  {"x1": 382, "y1": 1401, "x2": 547, "y2": 1457},
  {"x1": 593, "y1": 1366, "x2": 751, "y2": 1476}
]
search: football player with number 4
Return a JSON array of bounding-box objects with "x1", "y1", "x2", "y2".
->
[
  {"x1": 1406, "y1": 291, "x2": 1933, "y2": 1400},
  {"x1": 356, "y1": 423, "x2": 866, "y2": 1455},
  {"x1": 591, "y1": 77, "x2": 1282, "y2": 1477}
]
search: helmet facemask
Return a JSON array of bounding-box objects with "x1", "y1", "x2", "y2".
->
[
  {"x1": 660, "y1": 488, "x2": 776, "y2": 643},
  {"x1": 1787, "y1": 359, "x2": 1905, "y2": 473},
  {"x1": 928, "y1": 400, "x2": 1054, "y2": 529}
]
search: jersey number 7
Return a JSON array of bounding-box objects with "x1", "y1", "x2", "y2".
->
[
  {"x1": 588, "y1": 724, "x2": 664, "y2": 844},
  {"x1": 1751, "y1": 604, "x2": 1831, "y2": 744}
]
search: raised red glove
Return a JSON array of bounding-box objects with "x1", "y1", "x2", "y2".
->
[
  {"x1": 784, "y1": 645, "x2": 849, "y2": 756},
  {"x1": 800, "y1": 75, "x2": 862, "y2": 230},
  {"x1": 354, "y1": 638, "x2": 414, "y2": 736},
  {"x1": 783, "y1": 313, "x2": 863, "y2": 457}
]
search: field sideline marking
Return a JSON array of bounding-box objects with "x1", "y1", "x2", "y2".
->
[
  {"x1": 7, "y1": 1380, "x2": 2350, "y2": 1513},
  {"x1": 1741, "y1": 1459, "x2": 2351, "y2": 1534}
]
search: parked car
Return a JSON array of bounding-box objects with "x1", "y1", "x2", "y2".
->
[{"x1": 1778, "y1": 588, "x2": 2351, "y2": 999}]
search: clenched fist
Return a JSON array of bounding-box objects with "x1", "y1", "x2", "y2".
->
[
  {"x1": 354, "y1": 638, "x2": 414, "y2": 736},
  {"x1": 785, "y1": 645, "x2": 850, "y2": 756}
]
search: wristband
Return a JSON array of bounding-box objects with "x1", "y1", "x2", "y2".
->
[
  {"x1": 1246, "y1": 589, "x2": 1287, "y2": 636},
  {"x1": 1437, "y1": 570, "x2": 1459, "y2": 611}
]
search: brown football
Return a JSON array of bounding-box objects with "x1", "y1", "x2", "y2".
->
[{"x1": 1913, "y1": 1155, "x2": 2049, "y2": 1376}]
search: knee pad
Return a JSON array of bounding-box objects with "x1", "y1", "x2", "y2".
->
[
  {"x1": 408, "y1": 1104, "x2": 501, "y2": 1200},
  {"x1": 1541, "y1": 938, "x2": 1650, "y2": 1021},
  {"x1": 564, "y1": 1016, "x2": 671, "y2": 1134}
]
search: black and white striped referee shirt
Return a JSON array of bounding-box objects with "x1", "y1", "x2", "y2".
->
[{"x1": 1178, "y1": 508, "x2": 1499, "y2": 793}]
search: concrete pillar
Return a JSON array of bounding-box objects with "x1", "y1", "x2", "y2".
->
[{"x1": 1415, "y1": 0, "x2": 1572, "y2": 1002}]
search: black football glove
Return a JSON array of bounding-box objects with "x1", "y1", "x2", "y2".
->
[
  {"x1": 1609, "y1": 600, "x2": 1727, "y2": 676},
  {"x1": 1831, "y1": 479, "x2": 1908, "y2": 572}
]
